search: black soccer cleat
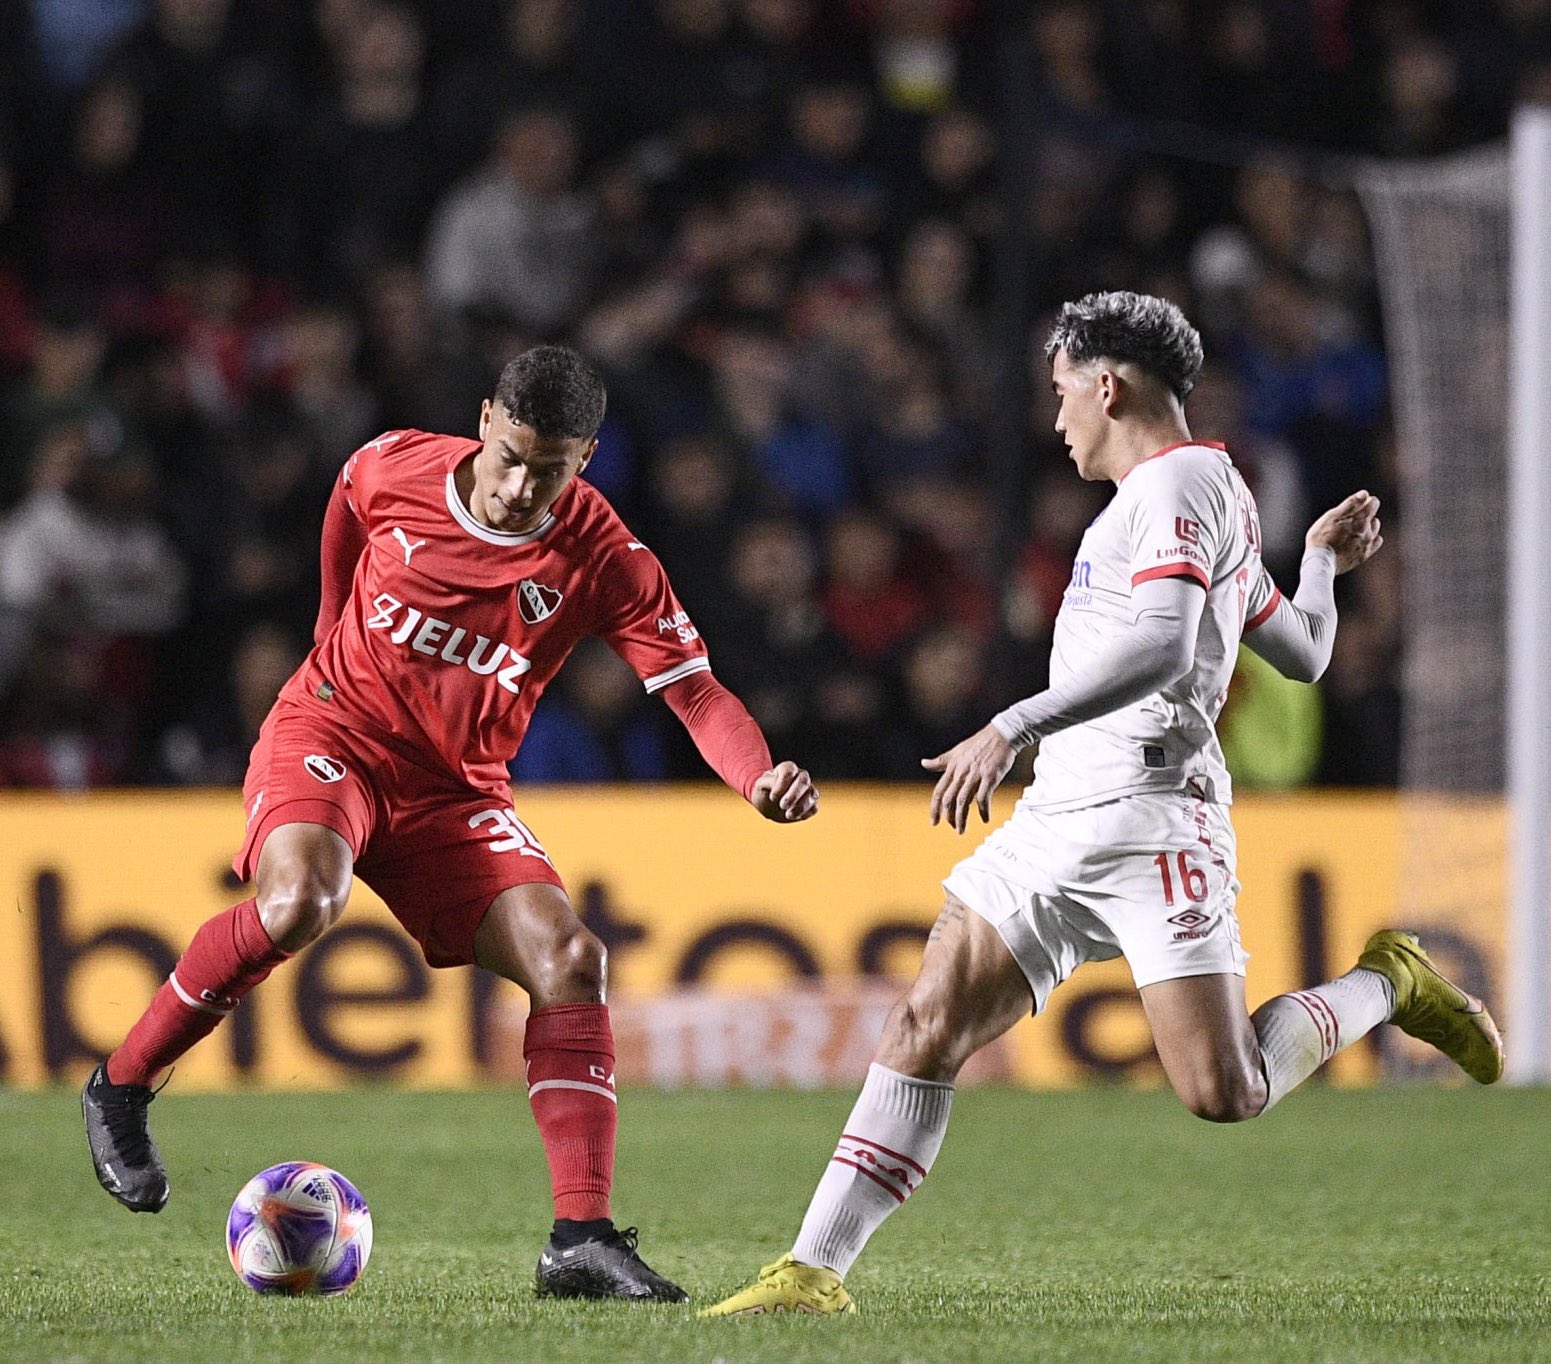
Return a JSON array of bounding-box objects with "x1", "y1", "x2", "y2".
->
[
  {"x1": 534, "y1": 1225, "x2": 688, "y2": 1303},
  {"x1": 82, "y1": 1063, "x2": 170, "y2": 1213}
]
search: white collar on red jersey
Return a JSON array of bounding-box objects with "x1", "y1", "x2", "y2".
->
[{"x1": 443, "y1": 472, "x2": 559, "y2": 546}]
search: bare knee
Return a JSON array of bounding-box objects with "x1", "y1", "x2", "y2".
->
[
  {"x1": 1177, "y1": 1069, "x2": 1265, "y2": 1124},
  {"x1": 257, "y1": 873, "x2": 349, "y2": 952},
  {"x1": 529, "y1": 926, "x2": 607, "y2": 1006}
]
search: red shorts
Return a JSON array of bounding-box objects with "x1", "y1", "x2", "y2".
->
[{"x1": 235, "y1": 703, "x2": 564, "y2": 967}]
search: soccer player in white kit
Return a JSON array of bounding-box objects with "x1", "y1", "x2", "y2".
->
[{"x1": 703, "y1": 290, "x2": 1504, "y2": 1317}]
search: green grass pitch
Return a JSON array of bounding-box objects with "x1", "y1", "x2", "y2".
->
[{"x1": 3, "y1": 1084, "x2": 1548, "y2": 1362}]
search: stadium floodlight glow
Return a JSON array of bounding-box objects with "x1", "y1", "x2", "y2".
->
[{"x1": 1507, "y1": 104, "x2": 1551, "y2": 1084}]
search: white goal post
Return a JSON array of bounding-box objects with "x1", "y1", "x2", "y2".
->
[{"x1": 1508, "y1": 105, "x2": 1551, "y2": 1084}]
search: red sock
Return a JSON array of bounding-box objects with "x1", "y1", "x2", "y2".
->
[
  {"x1": 523, "y1": 1003, "x2": 617, "y2": 1221},
  {"x1": 106, "y1": 900, "x2": 291, "y2": 1087}
]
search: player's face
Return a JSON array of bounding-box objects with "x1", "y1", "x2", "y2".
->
[
  {"x1": 1050, "y1": 349, "x2": 1109, "y2": 480},
  {"x1": 473, "y1": 400, "x2": 596, "y2": 533}
]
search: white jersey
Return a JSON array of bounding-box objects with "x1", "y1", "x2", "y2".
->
[{"x1": 1027, "y1": 441, "x2": 1280, "y2": 812}]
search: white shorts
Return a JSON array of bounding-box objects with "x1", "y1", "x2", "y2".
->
[{"x1": 942, "y1": 788, "x2": 1249, "y2": 1013}]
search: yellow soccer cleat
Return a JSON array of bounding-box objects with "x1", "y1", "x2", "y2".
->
[
  {"x1": 697, "y1": 1254, "x2": 856, "y2": 1317},
  {"x1": 1358, "y1": 930, "x2": 1505, "y2": 1083}
]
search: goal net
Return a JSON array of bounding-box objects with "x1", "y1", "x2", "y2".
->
[{"x1": 1355, "y1": 147, "x2": 1514, "y2": 1077}]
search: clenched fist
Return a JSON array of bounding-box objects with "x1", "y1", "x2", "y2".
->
[{"x1": 751, "y1": 761, "x2": 819, "y2": 823}]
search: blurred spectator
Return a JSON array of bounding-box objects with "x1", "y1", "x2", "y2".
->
[
  {"x1": 512, "y1": 637, "x2": 668, "y2": 783},
  {"x1": 425, "y1": 106, "x2": 598, "y2": 335},
  {"x1": 739, "y1": 0, "x2": 832, "y2": 137},
  {"x1": 903, "y1": 105, "x2": 997, "y2": 239},
  {"x1": 0, "y1": 422, "x2": 187, "y2": 785},
  {"x1": 275, "y1": 301, "x2": 380, "y2": 459},
  {"x1": 1029, "y1": 1, "x2": 1112, "y2": 116},
  {"x1": 0, "y1": 142, "x2": 34, "y2": 381},
  {"x1": 1373, "y1": 32, "x2": 1481, "y2": 155},
  {"x1": 822, "y1": 508, "x2": 931, "y2": 664},
  {"x1": 863, "y1": 0, "x2": 972, "y2": 114},
  {"x1": 0, "y1": 423, "x2": 185, "y2": 646},
  {"x1": 1317, "y1": 546, "x2": 1402, "y2": 785},
  {"x1": 30, "y1": 0, "x2": 149, "y2": 97},
  {"x1": 894, "y1": 218, "x2": 991, "y2": 414},
  {"x1": 211, "y1": 408, "x2": 334, "y2": 638},
  {"x1": 639, "y1": 432, "x2": 751, "y2": 615},
  {"x1": 878, "y1": 624, "x2": 988, "y2": 778},
  {"x1": 1197, "y1": 1, "x2": 1309, "y2": 141},
  {"x1": 1230, "y1": 271, "x2": 1387, "y2": 510},
  {"x1": 37, "y1": 77, "x2": 167, "y2": 309},
  {"x1": 153, "y1": 619, "x2": 305, "y2": 783},
  {"x1": 359, "y1": 261, "x2": 442, "y2": 429},
  {"x1": 769, "y1": 80, "x2": 887, "y2": 246},
  {"x1": 431, "y1": 0, "x2": 606, "y2": 175},
  {"x1": 104, "y1": 0, "x2": 286, "y2": 264},
  {"x1": 154, "y1": 251, "x2": 285, "y2": 423},
  {"x1": 1186, "y1": 365, "x2": 1306, "y2": 573},
  {"x1": 2, "y1": 0, "x2": 1518, "y2": 786},
  {"x1": 287, "y1": 2, "x2": 438, "y2": 289},
  {"x1": 857, "y1": 367, "x2": 974, "y2": 489},
  {"x1": 610, "y1": 0, "x2": 765, "y2": 174},
  {"x1": 1, "y1": 306, "x2": 113, "y2": 498},
  {"x1": 1004, "y1": 468, "x2": 1107, "y2": 653},
  {"x1": 1190, "y1": 159, "x2": 1310, "y2": 338},
  {"x1": 700, "y1": 515, "x2": 876, "y2": 768},
  {"x1": 708, "y1": 324, "x2": 852, "y2": 515}
]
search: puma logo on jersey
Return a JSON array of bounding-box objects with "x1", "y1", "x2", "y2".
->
[
  {"x1": 626, "y1": 541, "x2": 647, "y2": 551},
  {"x1": 365, "y1": 593, "x2": 533, "y2": 693},
  {"x1": 392, "y1": 527, "x2": 427, "y2": 564}
]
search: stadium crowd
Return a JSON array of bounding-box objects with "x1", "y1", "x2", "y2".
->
[{"x1": 0, "y1": 0, "x2": 1544, "y2": 791}]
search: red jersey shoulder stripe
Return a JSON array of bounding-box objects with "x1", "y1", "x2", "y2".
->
[
  {"x1": 1244, "y1": 584, "x2": 1284, "y2": 632},
  {"x1": 1133, "y1": 562, "x2": 1210, "y2": 590}
]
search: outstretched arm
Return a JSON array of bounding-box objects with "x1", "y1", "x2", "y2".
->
[
  {"x1": 660, "y1": 669, "x2": 818, "y2": 822},
  {"x1": 923, "y1": 575, "x2": 1204, "y2": 832},
  {"x1": 1246, "y1": 490, "x2": 1382, "y2": 683},
  {"x1": 314, "y1": 474, "x2": 368, "y2": 645}
]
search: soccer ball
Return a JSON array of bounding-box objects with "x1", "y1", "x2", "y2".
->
[{"x1": 226, "y1": 1162, "x2": 373, "y2": 1296}]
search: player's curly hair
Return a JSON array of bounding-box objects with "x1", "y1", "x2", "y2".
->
[
  {"x1": 495, "y1": 345, "x2": 607, "y2": 439},
  {"x1": 1045, "y1": 291, "x2": 1204, "y2": 400}
]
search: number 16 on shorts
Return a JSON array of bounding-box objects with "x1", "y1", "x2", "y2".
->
[{"x1": 1153, "y1": 850, "x2": 1207, "y2": 907}]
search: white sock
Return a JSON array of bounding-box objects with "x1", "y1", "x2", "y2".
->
[
  {"x1": 790, "y1": 1063, "x2": 954, "y2": 1278},
  {"x1": 1252, "y1": 967, "x2": 1396, "y2": 1111}
]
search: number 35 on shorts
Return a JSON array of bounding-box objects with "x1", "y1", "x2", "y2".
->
[{"x1": 469, "y1": 807, "x2": 554, "y2": 866}]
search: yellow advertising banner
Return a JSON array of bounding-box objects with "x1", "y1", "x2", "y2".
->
[{"x1": 0, "y1": 788, "x2": 1504, "y2": 1090}]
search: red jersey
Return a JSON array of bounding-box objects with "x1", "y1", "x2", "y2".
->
[{"x1": 277, "y1": 429, "x2": 710, "y2": 795}]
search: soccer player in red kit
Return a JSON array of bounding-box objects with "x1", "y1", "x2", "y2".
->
[{"x1": 83, "y1": 346, "x2": 817, "y2": 1302}]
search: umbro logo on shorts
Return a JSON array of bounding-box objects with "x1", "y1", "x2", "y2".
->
[
  {"x1": 1167, "y1": 908, "x2": 1213, "y2": 941},
  {"x1": 303, "y1": 754, "x2": 347, "y2": 784}
]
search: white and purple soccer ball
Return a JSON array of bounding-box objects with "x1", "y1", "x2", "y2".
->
[{"x1": 226, "y1": 1162, "x2": 373, "y2": 1296}]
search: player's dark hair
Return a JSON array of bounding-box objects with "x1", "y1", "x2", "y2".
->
[
  {"x1": 494, "y1": 345, "x2": 607, "y2": 439},
  {"x1": 1045, "y1": 291, "x2": 1204, "y2": 400}
]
